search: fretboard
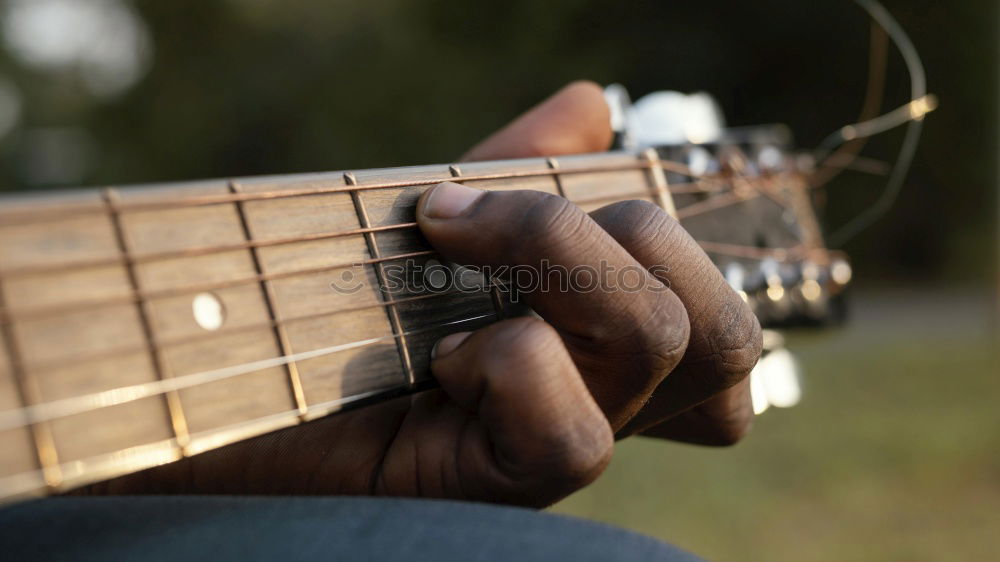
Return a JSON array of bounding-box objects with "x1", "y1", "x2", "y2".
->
[{"x1": 0, "y1": 148, "x2": 807, "y2": 502}]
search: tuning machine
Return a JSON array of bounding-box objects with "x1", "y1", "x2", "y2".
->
[{"x1": 604, "y1": 84, "x2": 726, "y2": 150}]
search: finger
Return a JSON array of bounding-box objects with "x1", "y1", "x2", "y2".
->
[
  {"x1": 417, "y1": 183, "x2": 690, "y2": 429},
  {"x1": 588, "y1": 200, "x2": 762, "y2": 440},
  {"x1": 430, "y1": 318, "x2": 613, "y2": 507},
  {"x1": 461, "y1": 80, "x2": 613, "y2": 162},
  {"x1": 638, "y1": 379, "x2": 754, "y2": 446}
]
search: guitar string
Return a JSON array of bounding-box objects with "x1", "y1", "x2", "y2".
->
[
  {"x1": 0, "y1": 176, "x2": 795, "y2": 324},
  {"x1": 0, "y1": 312, "x2": 498, "y2": 433},
  {"x1": 0, "y1": 249, "x2": 438, "y2": 323},
  {"x1": 815, "y1": 154, "x2": 890, "y2": 177},
  {"x1": 0, "y1": 383, "x2": 406, "y2": 498},
  {"x1": 0, "y1": 178, "x2": 712, "y2": 280},
  {"x1": 23, "y1": 285, "x2": 454, "y2": 374},
  {"x1": 0, "y1": 226, "x2": 799, "y2": 325},
  {"x1": 0, "y1": 236, "x2": 828, "y2": 434},
  {"x1": 0, "y1": 242, "x2": 831, "y2": 494},
  {"x1": 0, "y1": 159, "x2": 703, "y2": 226},
  {"x1": 820, "y1": 0, "x2": 932, "y2": 245},
  {"x1": 809, "y1": 22, "x2": 889, "y2": 189},
  {"x1": 15, "y1": 229, "x2": 816, "y2": 377},
  {"x1": 0, "y1": 221, "x2": 422, "y2": 279}
]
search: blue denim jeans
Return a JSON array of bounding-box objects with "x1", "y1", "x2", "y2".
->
[{"x1": 0, "y1": 496, "x2": 700, "y2": 561}]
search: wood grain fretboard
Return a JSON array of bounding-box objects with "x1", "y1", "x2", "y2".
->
[{"x1": 0, "y1": 148, "x2": 804, "y2": 502}]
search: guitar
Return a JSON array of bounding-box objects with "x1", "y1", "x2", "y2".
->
[{"x1": 0, "y1": 86, "x2": 850, "y2": 504}]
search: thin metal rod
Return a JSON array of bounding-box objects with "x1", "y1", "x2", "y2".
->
[
  {"x1": 229, "y1": 181, "x2": 309, "y2": 418},
  {"x1": 0, "y1": 175, "x2": 729, "y2": 281},
  {"x1": 0, "y1": 278, "x2": 63, "y2": 488},
  {"x1": 0, "y1": 313, "x2": 497, "y2": 432},
  {"x1": 0, "y1": 222, "x2": 420, "y2": 279},
  {"x1": 347, "y1": 172, "x2": 416, "y2": 386},
  {"x1": 0, "y1": 249, "x2": 436, "y2": 323},
  {"x1": 104, "y1": 188, "x2": 192, "y2": 450},
  {"x1": 0, "y1": 160, "x2": 702, "y2": 225},
  {"x1": 25, "y1": 290, "x2": 452, "y2": 375}
]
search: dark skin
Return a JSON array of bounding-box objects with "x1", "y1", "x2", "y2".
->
[{"x1": 80, "y1": 81, "x2": 761, "y2": 508}]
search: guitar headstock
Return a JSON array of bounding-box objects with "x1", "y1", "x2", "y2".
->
[{"x1": 606, "y1": 85, "x2": 851, "y2": 328}]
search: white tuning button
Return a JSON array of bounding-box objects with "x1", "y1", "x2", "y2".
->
[
  {"x1": 757, "y1": 145, "x2": 784, "y2": 171},
  {"x1": 831, "y1": 258, "x2": 853, "y2": 286},
  {"x1": 760, "y1": 258, "x2": 785, "y2": 302},
  {"x1": 799, "y1": 261, "x2": 823, "y2": 303},
  {"x1": 603, "y1": 83, "x2": 636, "y2": 150},
  {"x1": 686, "y1": 146, "x2": 714, "y2": 177},
  {"x1": 631, "y1": 91, "x2": 725, "y2": 147}
]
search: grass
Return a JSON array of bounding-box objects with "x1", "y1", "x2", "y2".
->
[{"x1": 552, "y1": 288, "x2": 999, "y2": 561}]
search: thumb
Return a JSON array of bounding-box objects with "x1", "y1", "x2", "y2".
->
[{"x1": 461, "y1": 80, "x2": 613, "y2": 162}]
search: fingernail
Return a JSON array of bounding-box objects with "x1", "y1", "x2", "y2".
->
[
  {"x1": 431, "y1": 331, "x2": 472, "y2": 359},
  {"x1": 421, "y1": 182, "x2": 484, "y2": 219}
]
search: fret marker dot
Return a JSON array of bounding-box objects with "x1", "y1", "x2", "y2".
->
[{"x1": 192, "y1": 292, "x2": 226, "y2": 331}]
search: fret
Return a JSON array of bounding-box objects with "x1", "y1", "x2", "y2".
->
[
  {"x1": 545, "y1": 157, "x2": 568, "y2": 198},
  {"x1": 104, "y1": 189, "x2": 192, "y2": 450},
  {"x1": 555, "y1": 153, "x2": 654, "y2": 213},
  {"x1": 0, "y1": 279, "x2": 56, "y2": 489},
  {"x1": 457, "y1": 158, "x2": 562, "y2": 195},
  {"x1": 229, "y1": 182, "x2": 309, "y2": 418},
  {"x1": 352, "y1": 165, "x2": 496, "y2": 382},
  {"x1": 0, "y1": 198, "x2": 174, "y2": 475},
  {"x1": 57, "y1": 438, "x2": 180, "y2": 490},
  {"x1": 641, "y1": 148, "x2": 678, "y2": 219},
  {"x1": 116, "y1": 181, "x2": 295, "y2": 445},
  {"x1": 235, "y1": 173, "x2": 402, "y2": 417},
  {"x1": 0, "y1": 155, "x2": 656, "y2": 226},
  {"x1": 450, "y1": 164, "x2": 506, "y2": 320},
  {"x1": 346, "y1": 172, "x2": 416, "y2": 386}
]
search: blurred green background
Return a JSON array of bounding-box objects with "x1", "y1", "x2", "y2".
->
[{"x1": 0, "y1": 0, "x2": 995, "y2": 559}]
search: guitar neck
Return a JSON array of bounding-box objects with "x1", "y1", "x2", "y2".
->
[{"x1": 0, "y1": 148, "x2": 726, "y2": 501}]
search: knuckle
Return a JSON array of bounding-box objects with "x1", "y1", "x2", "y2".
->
[
  {"x1": 509, "y1": 192, "x2": 590, "y2": 261},
  {"x1": 499, "y1": 424, "x2": 613, "y2": 508},
  {"x1": 646, "y1": 293, "x2": 691, "y2": 371},
  {"x1": 540, "y1": 421, "x2": 613, "y2": 488},
  {"x1": 514, "y1": 412, "x2": 612, "y2": 500},
  {"x1": 601, "y1": 200, "x2": 679, "y2": 252},
  {"x1": 481, "y1": 317, "x2": 563, "y2": 374},
  {"x1": 614, "y1": 289, "x2": 690, "y2": 376},
  {"x1": 481, "y1": 319, "x2": 613, "y2": 504}
]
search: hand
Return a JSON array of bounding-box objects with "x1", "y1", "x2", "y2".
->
[{"x1": 80, "y1": 81, "x2": 761, "y2": 507}]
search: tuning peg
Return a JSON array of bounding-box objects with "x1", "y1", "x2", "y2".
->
[
  {"x1": 757, "y1": 258, "x2": 794, "y2": 322},
  {"x1": 603, "y1": 84, "x2": 637, "y2": 151},
  {"x1": 684, "y1": 145, "x2": 716, "y2": 177},
  {"x1": 830, "y1": 257, "x2": 853, "y2": 287},
  {"x1": 794, "y1": 260, "x2": 829, "y2": 320},
  {"x1": 756, "y1": 145, "x2": 784, "y2": 172}
]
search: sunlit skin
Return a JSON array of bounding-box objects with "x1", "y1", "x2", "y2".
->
[{"x1": 77, "y1": 81, "x2": 762, "y2": 508}]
